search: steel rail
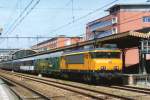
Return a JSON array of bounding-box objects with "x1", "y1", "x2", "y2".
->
[
  {"x1": 0, "y1": 75, "x2": 50, "y2": 100},
  {"x1": 110, "y1": 85, "x2": 150, "y2": 95},
  {"x1": 1, "y1": 70, "x2": 134, "y2": 100},
  {"x1": 0, "y1": 72, "x2": 110, "y2": 100}
]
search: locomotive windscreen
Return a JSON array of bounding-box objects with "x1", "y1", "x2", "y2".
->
[{"x1": 90, "y1": 52, "x2": 120, "y2": 58}]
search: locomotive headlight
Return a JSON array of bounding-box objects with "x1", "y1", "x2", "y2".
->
[
  {"x1": 114, "y1": 66, "x2": 119, "y2": 70},
  {"x1": 100, "y1": 66, "x2": 106, "y2": 70}
]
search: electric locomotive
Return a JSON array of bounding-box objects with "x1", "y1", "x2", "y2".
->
[{"x1": 60, "y1": 48, "x2": 122, "y2": 82}]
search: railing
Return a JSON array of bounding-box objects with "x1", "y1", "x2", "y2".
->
[
  {"x1": 88, "y1": 30, "x2": 112, "y2": 40},
  {"x1": 89, "y1": 20, "x2": 112, "y2": 31},
  {"x1": 134, "y1": 74, "x2": 150, "y2": 86}
]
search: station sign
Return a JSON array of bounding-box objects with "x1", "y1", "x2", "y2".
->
[{"x1": 141, "y1": 40, "x2": 150, "y2": 54}]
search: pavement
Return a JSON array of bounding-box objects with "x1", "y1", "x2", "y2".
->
[{"x1": 0, "y1": 79, "x2": 19, "y2": 100}]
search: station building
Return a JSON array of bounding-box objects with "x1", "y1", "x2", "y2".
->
[
  {"x1": 86, "y1": 4, "x2": 150, "y2": 68},
  {"x1": 31, "y1": 35, "x2": 82, "y2": 52},
  {"x1": 86, "y1": 4, "x2": 150, "y2": 40}
]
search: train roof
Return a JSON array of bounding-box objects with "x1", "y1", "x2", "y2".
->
[
  {"x1": 0, "y1": 51, "x2": 63, "y2": 64},
  {"x1": 0, "y1": 48, "x2": 120, "y2": 64},
  {"x1": 63, "y1": 48, "x2": 121, "y2": 55}
]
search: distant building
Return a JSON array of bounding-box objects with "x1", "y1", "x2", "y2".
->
[
  {"x1": 86, "y1": 4, "x2": 150, "y2": 67},
  {"x1": 0, "y1": 49, "x2": 19, "y2": 61},
  {"x1": 86, "y1": 4, "x2": 150, "y2": 40},
  {"x1": 31, "y1": 35, "x2": 82, "y2": 52},
  {"x1": 12, "y1": 49, "x2": 36, "y2": 59}
]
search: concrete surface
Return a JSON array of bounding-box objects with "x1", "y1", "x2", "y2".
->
[{"x1": 0, "y1": 79, "x2": 19, "y2": 100}]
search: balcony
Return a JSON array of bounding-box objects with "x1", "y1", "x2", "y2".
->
[
  {"x1": 96, "y1": 30, "x2": 112, "y2": 38},
  {"x1": 89, "y1": 20, "x2": 112, "y2": 31},
  {"x1": 88, "y1": 30, "x2": 112, "y2": 40}
]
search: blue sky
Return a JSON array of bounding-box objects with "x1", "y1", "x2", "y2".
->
[{"x1": 0, "y1": 0, "x2": 149, "y2": 49}]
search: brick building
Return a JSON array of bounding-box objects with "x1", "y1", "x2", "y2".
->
[
  {"x1": 86, "y1": 4, "x2": 150, "y2": 40},
  {"x1": 31, "y1": 35, "x2": 82, "y2": 52},
  {"x1": 86, "y1": 4, "x2": 150, "y2": 67}
]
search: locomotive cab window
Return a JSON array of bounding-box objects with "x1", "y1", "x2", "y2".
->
[
  {"x1": 65, "y1": 54, "x2": 84, "y2": 64},
  {"x1": 90, "y1": 52, "x2": 120, "y2": 58}
]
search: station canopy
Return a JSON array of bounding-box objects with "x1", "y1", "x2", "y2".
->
[
  {"x1": 33, "y1": 31, "x2": 150, "y2": 56},
  {"x1": 78, "y1": 31, "x2": 150, "y2": 49}
]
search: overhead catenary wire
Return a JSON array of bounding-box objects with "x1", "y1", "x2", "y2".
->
[
  {"x1": 2, "y1": 0, "x2": 148, "y2": 49},
  {"x1": 47, "y1": 0, "x2": 119, "y2": 35},
  {"x1": 35, "y1": 0, "x2": 119, "y2": 45},
  {"x1": 0, "y1": 36, "x2": 54, "y2": 39},
  {"x1": 4, "y1": 0, "x2": 19, "y2": 29},
  {"x1": 71, "y1": 0, "x2": 75, "y2": 22},
  {"x1": 8, "y1": 0, "x2": 41, "y2": 35},
  {"x1": 3, "y1": 0, "x2": 119, "y2": 37},
  {"x1": 1, "y1": 10, "x2": 147, "y2": 44},
  {"x1": 1, "y1": 11, "x2": 146, "y2": 49},
  {"x1": 35, "y1": 11, "x2": 150, "y2": 50},
  {"x1": 4, "y1": 0, "x2": 35, "y2": 35},
  {"x1": 0, "y1": 0, "x2": 120, "y2": 48},
  {"x1": 0, "y1": 0, "x2": 41, "y2": 46}
]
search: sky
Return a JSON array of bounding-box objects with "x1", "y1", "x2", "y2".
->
[{"x1": 0, "y1": 0, "x2": 149, "y2": 49}]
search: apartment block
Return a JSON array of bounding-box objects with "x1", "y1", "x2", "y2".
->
[
  {"x1": 86, "y1": 4, "x2": 150, "y2": 40},
  {"x1": 31, "y1": 35, "x2": 82, "y2": 52},
  {"x1": 86, "y1": 4, "x2": 150, "y2": 67}
]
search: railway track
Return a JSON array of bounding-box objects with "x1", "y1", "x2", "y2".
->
[
  {"x1": 14, "y1": 72, "x2": 150, "y2": 96},
  {"x1": 0, "y1": 71, "x2": 133, "y2": 100},
  {"x1": 110, "y1": 85, "x2": 150, "y2": 95},
  {"x1": 0, "y1": 75, "x2": 51, "y2": 100},
  {"x1": 0, "y1": 70, "x2": 150, "y2": 100},
  {"x1": 1, "y1": 76, "x2": 46, "y2": 100}
]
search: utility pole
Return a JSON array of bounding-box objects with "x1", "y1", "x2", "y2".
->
[
  {"x1": 0, "y1": 27, "x2": 3, "y2": 35},
  {"x1": 140, "y1": 39, "x2": 149, "y2": 75}
]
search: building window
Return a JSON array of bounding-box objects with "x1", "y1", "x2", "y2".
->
[
  {"x1": 112, "y1": 27, "x2": 118, "y2": 34},
  {"x1": 65, "y1": 39, "x2": 71, "y2": 46},
  {"x1": 89, "y1": 20, "x2": 112, "y2": 31},
  {"x1": 143, "y1": 16, "x2": 150, "y2": 22},
  {"x1": 96, "y1": 30, "x2": 112, "y2": 38},
  {"x1": 112, "y1": 17, "x2": 118, "y2": 24}
]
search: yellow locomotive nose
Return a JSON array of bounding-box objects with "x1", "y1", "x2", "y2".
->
[{"x1": 93, "y1": 59, "x2": 122, "y2": 71}]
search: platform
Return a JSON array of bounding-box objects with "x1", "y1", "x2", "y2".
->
[
  {"x1": 122, "y1": 74, "x2": 150, "y2": 86},
  {"x1": 0, "y1": 79, "x2": 19, "y2": 100}
]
